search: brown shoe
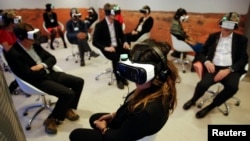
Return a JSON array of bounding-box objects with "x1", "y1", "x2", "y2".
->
[
  {"x1": 66, "y1": 109, "x2": 79, "y2": 121},
  {"x1": 43, "y1": 118, "x2": 57, "y2": 134}
]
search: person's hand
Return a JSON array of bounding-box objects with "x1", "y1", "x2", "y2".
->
[
  {"x1": 123, "y1": 42, "x2": 130, "y2": 50},
  {"x1": 214, "y1": 69, "x2": 230, "y2": 82},
  {"x1": 77, "y1": 32, "x2": 86, "y2": 39},
  {"x1": 104, "y1": 46, "x2": 116, "y2": 52},
  {"x1": 98, "y1": 113, "x2": 113, "y2": 123},
  {"x1": 30, "y1": 64, "x2": 44, "y2": 71},
  {"x1": 94, "y1": 119, "x2": 107, "y2": 131},
  {"x1": 204, "y1": 61, "x2": 215, "y2": 73}
]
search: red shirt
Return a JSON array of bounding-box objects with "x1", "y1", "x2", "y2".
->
[{"x1": 0, "y1": 29, "x2": 17, "y2": 46}]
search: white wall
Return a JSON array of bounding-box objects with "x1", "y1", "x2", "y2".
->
[{"x1": 0, "y1": 0, "x2": 249, "y2": 14}]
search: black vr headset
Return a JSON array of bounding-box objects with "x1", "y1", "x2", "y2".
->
[
  {"x1": 105, "y1": 9, "x2": 115, "y2": 16},
  {"x1": 118, "y1": 46, "x2": 169, "y2": 84}
]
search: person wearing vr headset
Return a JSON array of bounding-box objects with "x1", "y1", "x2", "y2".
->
[
  {"x1": 92, "y1": 3, "x2": 130, "y2": 89},
  {"x1": 124, "y1": 5, "x2": 154, "y2": 45},
  {"x1": 170, "y1": 8, "x2": 203, "y2": 65},
  {"x1": 84, "y1": 7, "x2": 98, "y2": 29},
  {"x1": 43, "y1": 3, "x2": 67, "y2": 50},
  {"x1": 113, "y1": 4, "x2": 124, "y2": 25},
  {"x1": 66, "y1": 8, "x2": 100, "y2": 66},
  {"x1": 3, "y1": 22, "x2": 84, "y2": 134},
  {"x1": 183, "y1": 12, "x2": 248, "y2": 119},
  {"x1": 0, "y1": 10, "x2": 22, "y2": 94},
  {"x1": 69, "y1": 39, "x2": 180, "y2": 141}
]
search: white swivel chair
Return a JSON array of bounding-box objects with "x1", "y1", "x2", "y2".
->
[
  {"x1": 64, "y1": 31, "x2": 80, "y2": 63},
  {"x1": 193, "y1": 61, "x2": 244, "y2": 116},
  {"x1": 95, "y1": 51, "x2": 115, "y2": 85},
  {"x1": 131, "y1": 32, "x2": 151, "y2": 48},
  {"x1": 14, "y1": 66, "x2": 62, "y2": 130},
  {"x1": 42, "y1": 21, "x2": 64, "y2": 48},
  {"x1": 170, "y1": 34, "x2": 194, "y2": 73},
  {"x1": 0, "y1": 45, "x2": 10, "y2": 72}
]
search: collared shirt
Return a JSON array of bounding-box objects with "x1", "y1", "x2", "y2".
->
[
  {"x1": 105, "y1": 17, "x2": 117, "y2": 47},
  {"x1": 213, "y1": 33, "x2": 233, "y2": 66},
  {"x1": 18, "y1": 42, "x2": 49, "y2": 73}
]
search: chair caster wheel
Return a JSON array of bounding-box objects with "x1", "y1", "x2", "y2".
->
[
  {"x1": 108, "y1": 82, "x2": 112, "y2": 85},
  {"x1": 183, "y1": 70, "x2": 186, "y2": 73},
  {"x1": 197, "y1": 104, "x2": 202, "y2": 108},
  {"x1": 75, "y1": 61, "x2": 78, "y2": 63},
  {"x1": 235, "y1": 102, "x2": 240, "y2": 106},
  {"x1": 95, "y1": 77, "x2": 99, "y2": 80},
  {"x1": 26, "y1": 125, "x2": 31, "y2": 130},
  {"x1": 66, "y1": 59, "x2": 68, "y2": 61},
  {"x1": 223, "y1": 113, "x2": 229, "y2": 116},
  {"x1": 23, "y1": 112, "x2": 28, "y2": 116}
]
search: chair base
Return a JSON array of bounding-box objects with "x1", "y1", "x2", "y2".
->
[
  {"x1": 197, "y1": 85, "x2": 240, "y2": 116},
  {"x1": 23, "y1": 95, "x2": 55, "y2": 130},
  {"x1": 95, "y1": 68, "x2": 115, "y2": 85},
  {"x1": 172, "y1": 52, "x2": 191, "y2": 73}
]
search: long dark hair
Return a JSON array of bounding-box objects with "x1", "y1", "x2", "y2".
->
[
  {"x1": 174, "y1": 8, "x2": 187, "y2": 20},
  {"x1": 128, "y1": 39, "x2": 180, "y2": 114}
]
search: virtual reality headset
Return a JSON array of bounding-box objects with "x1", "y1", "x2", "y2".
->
[
  {"x1": 117, "y1": 59, "x2": 155, "y2": 84},
  {"x1": 105, "y1": 9, "x2": 115, "y2": 16},
  {"x1": 139, "y1": 9, "x2": 148, "y2": 14},
  {"x1": 221, "y1": 20, "x2": 237, "y2": 30},
  {"x1": 72, "y1": 13, "x2": 82, "y2": 18},
  {"x1": 27, "y1": 28, "x2": 40, "y2": 40},
  {"x1": 13, "y1": 16, "x2": 22, "y2": 24}
]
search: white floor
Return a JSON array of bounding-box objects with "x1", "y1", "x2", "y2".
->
[{"x1": 2, "y1": 41, "x2": 250, "y2": 141}]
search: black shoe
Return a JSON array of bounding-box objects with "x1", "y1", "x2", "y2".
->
[
  {"x1": 196, "y1": 105, "x2": 215, "y2": 119},
  {"x1": 117, "y1": 80, "x2": 124, "y2": 89},
  {"x1": 123, "y1": 79, "x2": 129, "y2": 86},
  {"x1": 80, "y1": 60, "x2": 85, "y2": 66},
  {"x1": 183, "y1": 100, "x2": 195, "y2": 110},
  {"x1": 90, "y1": 51, "x2": 100, "y2": 58}
]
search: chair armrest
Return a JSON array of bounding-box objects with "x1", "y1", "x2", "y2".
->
[{"x1": 52, "y1": 65, "x2": 63, "y2": 72}]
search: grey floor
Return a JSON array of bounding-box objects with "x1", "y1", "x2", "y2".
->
[{"x1": 2, "y1": 40, "x2": 250, "y2": 141}]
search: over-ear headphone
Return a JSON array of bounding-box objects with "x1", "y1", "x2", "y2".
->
[{"x1": 219, "y1": 12, "x2": 240, "y2": 29}]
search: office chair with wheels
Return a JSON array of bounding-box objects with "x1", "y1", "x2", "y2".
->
[
  {"x1": 64, "y1": 31, "x2": 80, "y2": 63},
  {"x1": 170, "y1": 34, "x2": 194, "y2": 73},
  {"x1": 95, "y1": 52, "x2": 115, "y2": 85},
  {"x1": 14, "y1": 65, "x2": 63, "y2": 130},
  {"x1": 42, "y1": 21, "x2": 64, "y2": 48},
  {"x1": 193, "y1": 61, "x2": 242, "y2": 116},
  {"x1": 131, "y1": 32, "x2": 151, "y2": 48}
]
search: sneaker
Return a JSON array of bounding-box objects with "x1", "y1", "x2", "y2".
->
[
  {"x1": 66, "y1": 109, "x2": 79, "y2": 121},
  {"x1": 90, "y1": 51, "x2": 100, "y2": 58},
  {"x1": 43, "y1": 118, "x2": 57, "y2": 134}
]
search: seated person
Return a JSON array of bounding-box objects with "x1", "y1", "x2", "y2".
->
[
  {"x1": 113, "y1": 4, "x2": 124, "y2": 25},
  {"x1": 84, "y1": 7, "x2": 98, "y2": 29},
  {"x1": 183, "y1": 12, "x2": 248, "y2": 119},
  {"x1": 3, "y1": 22, "x2": 84, "y2": 134},
  {"x1": 0, "y1": 10, "x2": 21, "y2": 93},
  {"x1": 170, "y1": 8, "x2": 203, "y2": 60},
  {"x1": 69, "y1": 39, "x2": 180, "y2": 141},
  {"x1": 66, "y1": 8, "x2": 99, "y2": 66},
  {"x1": 43, "y1": 3, "x2": 67, "y2": 50},
  {"x1": 92, "y1": 3, "x2": 130, "y2": 89},
  {"x1": 125, "y1": 5, "x2": 154, "y2": 45}
]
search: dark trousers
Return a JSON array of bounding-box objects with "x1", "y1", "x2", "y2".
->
[
  {"x1": 191, "y1": 67, "x2": 241, "y2": 106},
  {"x1": 69, "y1": 113, "x2": 108, "y2": 141},
  {"x1": 34, "y1": 72, "x2": 84, "y2": 121},
  {"x1": 124, "y1": 33, "x2": 141, "y2": 44},
  {"x1": 101, "y1": 47, "x2": 130, "y2": 81}
]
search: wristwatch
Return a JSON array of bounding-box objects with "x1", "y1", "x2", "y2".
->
[{"x1": 228, "y1": 67, "x2": 234, "y2": 72}]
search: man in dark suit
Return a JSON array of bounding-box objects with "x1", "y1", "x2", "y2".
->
[
  {"x1": 183, "y1": 12, "x2": 248, "y2": 118},
  {"x1": 92, "y1": 3, "x2": 130, "y2": 89},
  {"x1": 124, "y1": 5, "x2": 154, "y2": 45},
  {"x1": 66, "y1": 8, "x2": 99, "y2": 66},
  {"x1": 4, "y1": 22, "x2": 84, "y2": 134}
]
